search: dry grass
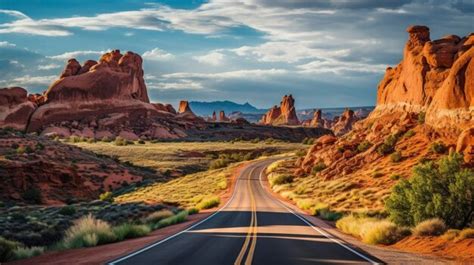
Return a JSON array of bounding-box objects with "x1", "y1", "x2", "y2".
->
[
  {"x1": 62, "y1": 214, "x2": 116, "y2": 249},
  {"x1": 115, "y1": 163, "x2": 241, "y2": 207},
  {"x1": 413, "y1": 218, "x2": 447, "y2": 236},
  {"x1": 143, "y1": 209, "x2": 174, "y2": 224},
  {"x1": 73, "y1": 141, "x2": 304, "y2": 173}
]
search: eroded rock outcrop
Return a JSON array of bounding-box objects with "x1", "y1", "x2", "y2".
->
[
  {"x1": 0, "y1": 87, "x2": 37, "y2": 130},
  {"x1": 371, "y1": 25, "x2": 473, "y2": 133},
  {"x1": 332, "y1": 109, "x2": 359, "y2": 136},
  {"x1": 219, "y1": 111, "x2": 230, "y2": 122},
  {"x1": 260, "y1": 95, "x2": 299, "y2": 126}
]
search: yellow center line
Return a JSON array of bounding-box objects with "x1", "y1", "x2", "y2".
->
[{"x1": 234, "y1": 167, "x2": 258, "y2": 265}]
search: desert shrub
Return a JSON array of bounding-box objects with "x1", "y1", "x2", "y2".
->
[
  {"x1": 442, "y1": 229, "x2": 460, "y2": 240},
  {"x1": 217, "y1": 180, "x2": 227, "y2": 190},
  {"x1": 390, "y1": 174, "x2": 402, "y2": 181},
  {"x1": 456, "y1": 228, "x2": 474, "y2": 241},
  {"x1": 187, "y1": 208, "x2": 199, "y2": 215},
  {"x1": 312, "y1": 162, "x2": 326, "y2": 174},
  {"x1": 62, "y1": 214, "x2": 116, "y2": 249},
  {"x1": 114, "y1": 137, "x2": 127, "y2": 146},
  {"x1": 68, "y1": 135, "x2": 81, "y2": 143},
  {"x1": 86, "y1": 138, "x2": 95, "y2": 144},
  {"x1": 295, "y1": 149, "x2": 307, "y2": 157},
  {"x1": 372, "y1": 170, "x2": 384, "y2": 178},
  {"x1": 431, "y1": 142, "x2": 447, "y2": 154},
  {"x1": 22, "y1": 187, "x2": 42, "y2": 204},
  {"x1": 386, "y1": 153, "x2": 474, "y2": 228},
  {"x1": 35, "y1": 142, "x2": 44, "y2": 151},
  {"x1": 152, "y1": 211, "x2": 188, "y2": 230},
  {"x1": 403, "y1": 130, "x2": 415, "y2": 138},
  {"x1": 196, "y1": 196, "x2": 220, "y2": 210},
  {"x1": 0, "y1": 236, "x2": 21, "y2": 262},
  {"x1": 377, "y1": 134, "x2": 399, "y2": 155},
  {"x1": 390, "y1": 151, "x2": 402, "y2": 163},
  {"x1": 12, "y1": 246, "x2": 44, "y2": 260},
  {"x1": 269, "y1": 174, "x2": 293, "y2": 187},
  {"x1": 296, "y1": 199, "x2": 315, "y2": 210},
  {"x1": 336, "y1": 216, "x2": 410, "y2": 245},
  {"x1": 112, "y1": 224, "x2": 151, "y2": 241},
  {"x1": 417, "y1": 111, "x2": 426, "y2": 124},
  {"x1": 413, "y1": 218, "x2": 447, "y2": 236},
  {"x1": 99, "y1": 191, "x2": 113, "y2": 202},
  {"x1": 209, "y1": 158, "x2": 230, "y2": 170},
  {"x1": 302, "y1": 137, "x2": 314, "y2": 145},
  {"x1": 357, "y1": 140, "x2": 372, "y2": 153},
  {"x1": 317, "y1": 208, "x2": 343, "y2": 221},
  {"x1": 137, "y1": 140, "x2": 145, "y2": 144},
  {"x1": 101, "y1": 136, "x2": 112, "y2": 142},
  {"x1": 144, "y1": 209, "x2": 174, "y2": 224},
  {"x1": 59, "y1": 205, "x2": 77, "y2": 216},
  {"x1": 16, "y1": 146, "x2": 26, "y2": 154}
]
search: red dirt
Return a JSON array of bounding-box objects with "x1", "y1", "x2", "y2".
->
[
  {"x1": 8, "y1": 161, "x2": 248, "y2": 265},
  {"x1": 392, "y1": 236, "x2": 474, "y2": 262}
]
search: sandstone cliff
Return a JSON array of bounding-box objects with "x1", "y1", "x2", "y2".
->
[{"x1": 0, "y1": 87, "x2": 36, "y2": 131}]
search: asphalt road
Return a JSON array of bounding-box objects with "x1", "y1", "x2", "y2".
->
[{"x1": 109, "y1": 160, "x2": 384, "y2": 265}]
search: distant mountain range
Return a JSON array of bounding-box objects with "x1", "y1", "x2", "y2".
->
[{"x1": 189, "y1": 100, "x2": 266, "y2": 116}]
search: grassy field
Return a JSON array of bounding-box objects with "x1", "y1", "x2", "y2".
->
[{"x1": 73, "y1": 140, "x2": 306, "y2": 175}]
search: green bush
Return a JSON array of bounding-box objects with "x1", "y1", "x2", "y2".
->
[
  {"x1": 187, "y1": 208, "x2": 200, "y2": 215},
  {"x1": 417, "y1": 112, "x2": 426, "y2": 124},
  {"x1": 357, "y1": 140, "x2": 372, "y2": 153},
  {"x1": 269, "y1": 174, "x2": 293, "y2": 187},
  {"x1": 295, "y1": 149, "x2": 307, "y2": 157},
  {"x1": 317, "y1": 208, "x2": 342, "y2": 221},
  {"x1": 196, "y1": 196, "x2": 220, "y2": 210},
  {"x1": 22, "y1": 187, "x2": 42, "y2": 204},
  {"x1": 101, "y1": 136, "x2": 112, "y2": 142},
  {"x1": 12, "y1": 246, "x2": 44, "y2": 260},
  {"x1": 99, "y1": 191, "x2": 113, "y2": 202},
  {"x1": 385, "y1": 154, "x2": 474, "y2": 228},
  {"x1": 137, "y1": 140, "x2": 146, "y2": 144},
  {"x1": 62, "y1": 214, "x2": 116, "y2": 249},
  {"x1": 390, "y1": 174, "x2": 402, "y2": 181},
  {"x1": 377, "y1": 134, "x2": 399, "y2": 155},
  {"x1": 390, "y1": 151, "x2": 402, "y2": 163},
  {"x1": 143, "y1": 209, "x2": 174, "y2": 224},
  {"x1": 59, "y1": 205, "x2": 77, "y2": 216},
  {"x1": 413, "y1": 218, "x2": 447, "y2": 236},
  {"x1": 0, "y1": 236, "x2": 21, "y2": 262},
  {"x1": 312, "y1": 162, "x2": 326, "y2": 174},
  {"x1": 431, "y1": 142, "x2": 447, "y2": 154},
  {"x1": 112, "y1": 224, "x2": 151, "y2": 241},
  {"x1": 403, "y1": 130, "x2": 415, "y2": 138},
  {"x1": 152, "y1": 211, "x2": 188, "y2": 230}
]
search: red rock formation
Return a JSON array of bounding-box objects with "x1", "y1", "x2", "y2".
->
[
  {"x1": 260, "y1": 95, "x2": 299, "y2": 125},
  {"x1": 310, "y1": 109, "x2": 324, "y2": 128},
  {"x1": 219, "y1": 111, "x2": 230, "y2": 122},
  {"x1": 177, "y1": 100, "x2": 202, "y2": 121},
  {"x1": 211, "y1": 111, "x2": 217, "y2": 122},
  {"x1": 331, "y1": 109, "x2": 358, "y2": 136},
  {"x1": 456, "y1": 128, "x2": 474, "y2": 163},
  {"x1": 0, "y1": 87, "x2": 36, "y2": 130},
  {"x1": 178, "y1": 100, "x2": 192, "y2": 113},
  {"x1": 152, "y1": 103, "x2": 176, "y2": 114},
  {"x1": 371, "y1": 25, "x2": 473, "y2": 133}
]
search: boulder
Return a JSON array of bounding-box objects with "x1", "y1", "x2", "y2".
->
[
  {"x1": 0, "y1": 87, "x2": 37, "y2": 130},
  {"x1": 456, "y1": 127, "x2": 474, "y2": 163}
]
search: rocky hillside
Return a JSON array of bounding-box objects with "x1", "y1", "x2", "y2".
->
[
  {"x1": 0, "y1": 129, "x2": 159, "y2": 205},
  {"x1": 260, "y1": 94, "x2": 299, "y2": 126},
  {"x1": 292, "y1": 25, "x2": 473, "y2": 212}
]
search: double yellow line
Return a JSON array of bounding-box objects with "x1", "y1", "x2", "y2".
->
[{"x1": 234, "y1": 168, "x2": 258, "y2": 265}]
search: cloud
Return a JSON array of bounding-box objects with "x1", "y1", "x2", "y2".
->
[
  {"x1": 297, "y1": 59, "x2": 387, "y2": 74},
  {"x1": 193, "y1": 51, "x2": 224, "y2": 65},
  {"x1": 0, "y1": 41, "x2": 15, "y2": 47},
  {"x1": 142, "y1": 48, "x2": 174, "y2": 61},
  {"x1": 38, "y1": 63, "x2": 61, "y2": 70},
  {"x1": 163, "y1": 68, "x2": 287, "y2": 80},
  {"x1": 1, "y1": 74, "x2": 56, "y2": 87},
  {"x1": 47, "y1": 50, "x2": 106, "y2": 61}
]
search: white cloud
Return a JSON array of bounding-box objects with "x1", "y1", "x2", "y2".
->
[
  {"x1": 193, "y1": 51, "x2": 224, "y2": 65},
  {"x1": 0, "y1": 41, "x2": 15, "y2": 47},
  {"x1": 297, "y1": 60, "x2": 386, "y2": 74},
  {"x1": 47, "y1": 50, "x2": 106, "y2": 61},
  {"x1": 147, "y1": 80, "x2": 204, "y2": 90},
  {"x1": 142, "y1": 48, "x2": 174, "y2": 61},
  {"x1": 5, "y1": 75, "x2": 56, "y2": 87},
  {"x1": 163, "y1": 68, "x2": 287, "y2": 80},
  {"x1": 38, "y1": 64, "x2": 61, "y2": 70}
]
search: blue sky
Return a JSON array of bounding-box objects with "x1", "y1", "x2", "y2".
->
[{"x1": 0, "y1": 0, "x2": 472, "y2": 109}]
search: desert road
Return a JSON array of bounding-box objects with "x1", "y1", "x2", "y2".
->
[{"x1": 108, "y1": 160, "x2": 384, "y2": 265}]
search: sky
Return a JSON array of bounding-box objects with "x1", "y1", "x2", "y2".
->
[{"x1": 0, "y1": 0, "x2": 472, "y2": 109}]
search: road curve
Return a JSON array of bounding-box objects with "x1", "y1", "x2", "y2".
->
[{"x1": 108, "y1": 159, "x2": 384, "y2": 265}]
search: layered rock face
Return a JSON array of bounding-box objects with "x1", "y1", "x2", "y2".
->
[
  {"x1": 372, "y1": 26, "x2": 473, "y2": 133},
  {"x1": 260, "y1": 95, "x2": 299, "y2": 125},
  {"x1": 0, "y1": 87, "x2": 36, "y2": 130}
]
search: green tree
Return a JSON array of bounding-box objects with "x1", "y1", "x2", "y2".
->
[{"x1": 385, "y1": 153, "x2": 474, "y2": 228}]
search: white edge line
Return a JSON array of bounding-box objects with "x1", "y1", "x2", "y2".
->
[
  {"x1": 108, "y1": 164, "x2": 248, "y2": 265},
  {"x1": 258, "y1": 162, "x2": 382, "y2": 265}
]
